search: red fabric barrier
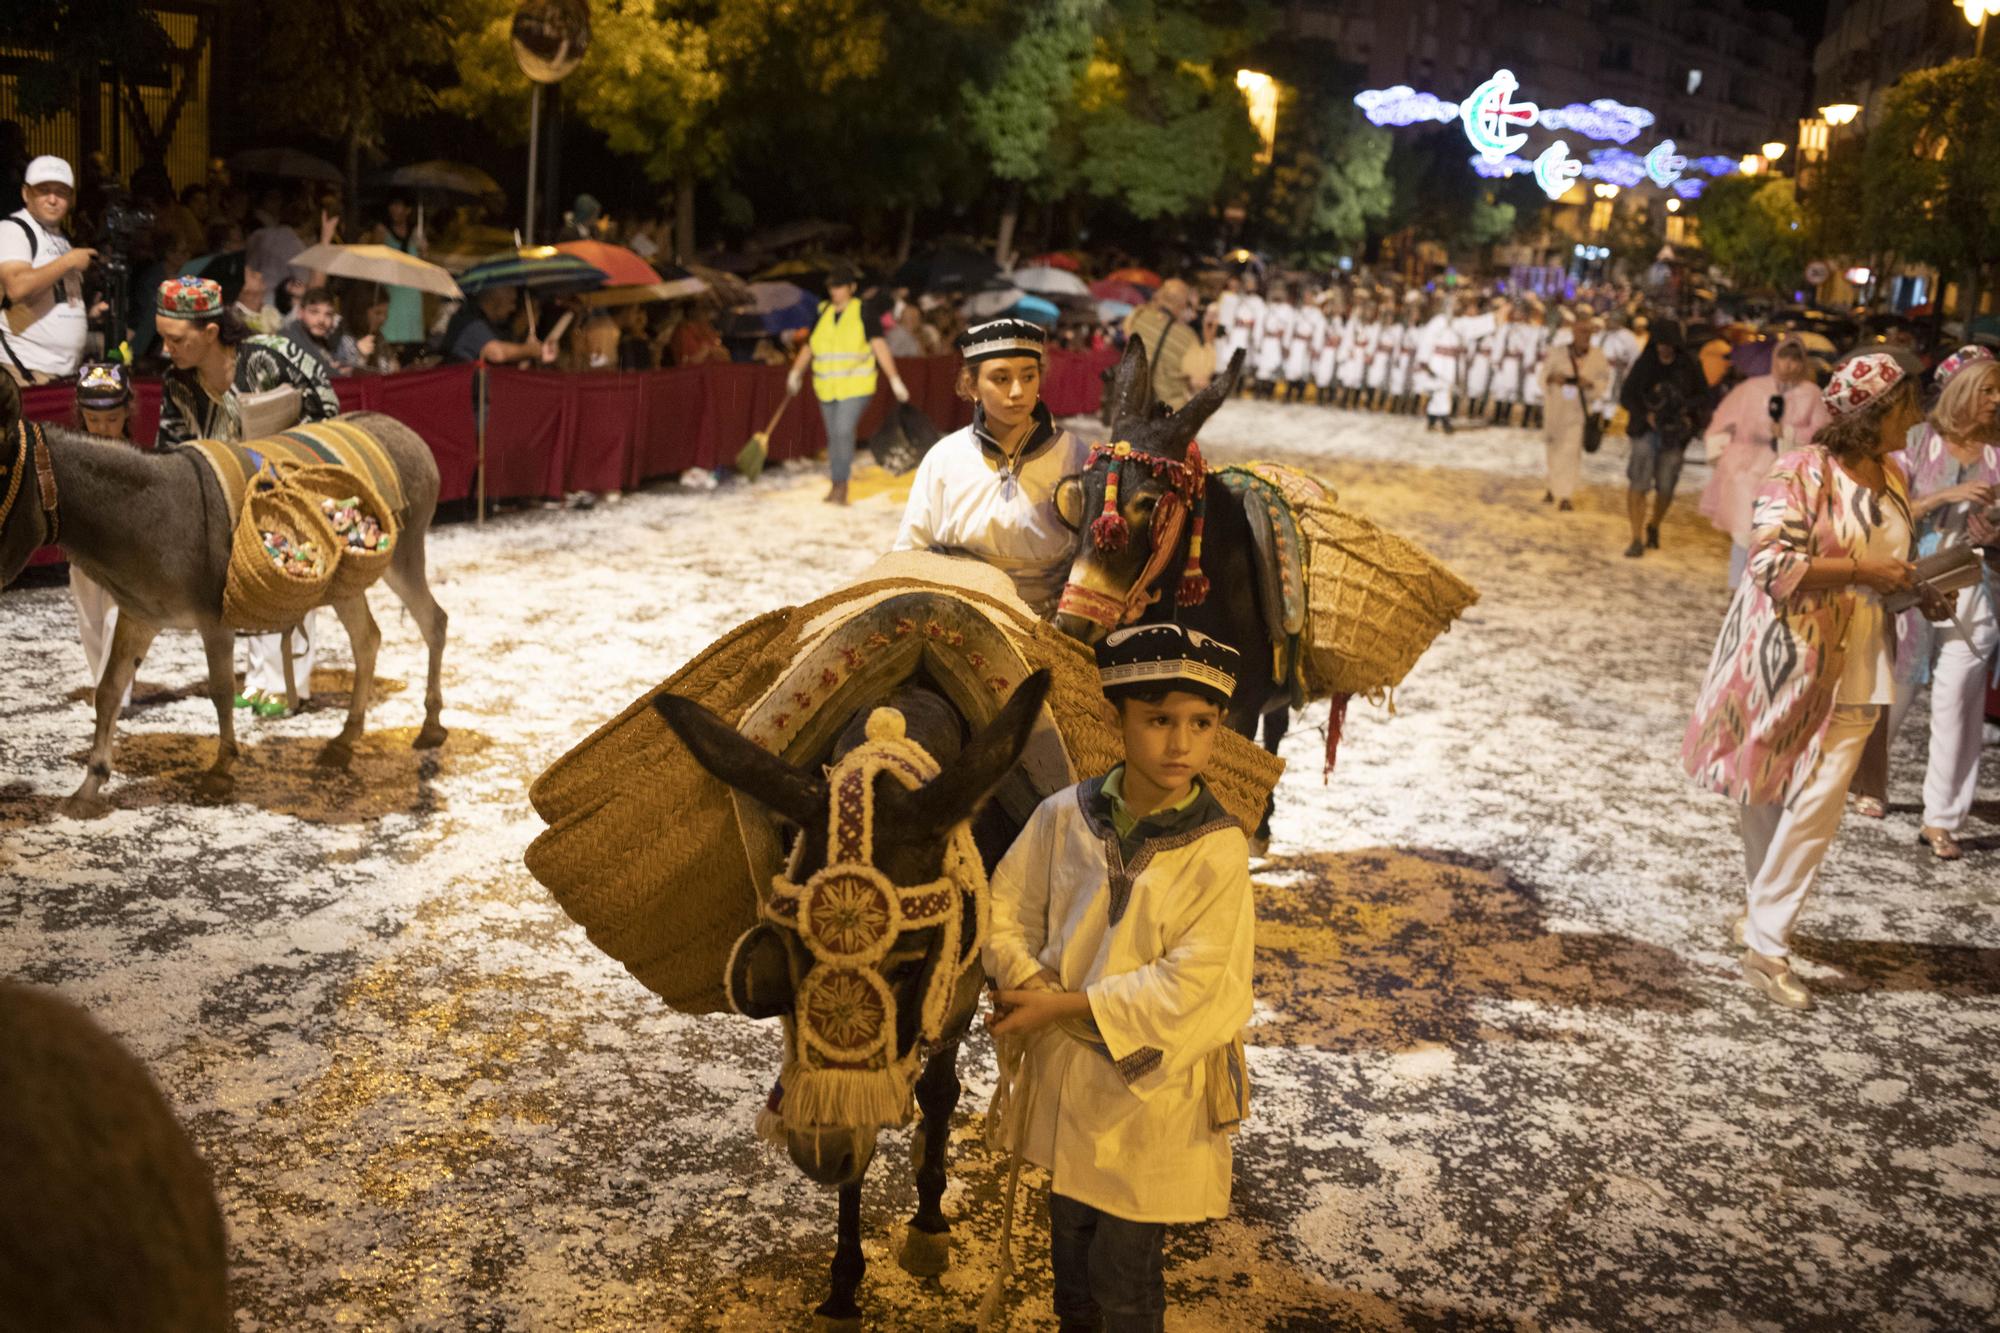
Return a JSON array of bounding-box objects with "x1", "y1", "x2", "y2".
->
[
  {"x1": 13, "y1": 351, "x2": 1080, "y2": 519},
  {"x1": 1042, "y1": 346, "x2": 1118, "y2": 418}
]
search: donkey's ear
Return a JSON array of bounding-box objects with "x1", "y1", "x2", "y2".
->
[
  {"x1": 880, "y1": 670, "x2": 1052, "y2": 841},
  {"x1": 1164, "y1": 348, "x2": 1242, "y2": 454},
  {"x1": 1105, "y1": 337, "x2": 1155, "y2": 438},
  {"x1": 654, "y1": 694, "x2": 825, "y2": 828}
]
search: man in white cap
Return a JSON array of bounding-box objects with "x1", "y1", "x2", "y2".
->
[{"x1": 0, "y1": 155, "x2": 93, "y2": 384}]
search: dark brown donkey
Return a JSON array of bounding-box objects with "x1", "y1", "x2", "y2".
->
[
  {"x1": 0, "y1": 391, "x2": 449, "y2": 818},
  {"x1": 656, "y1": 669, "x2": 1050, "y2": 1332}
]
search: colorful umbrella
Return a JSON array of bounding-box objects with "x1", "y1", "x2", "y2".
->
[
  {"x1": 1025, "y1": 252, "x2": 1082, "y2": 272},
  {"x1": 748, "y1": 281, "x2": 812, "y2": 314},
  {"x1": 554, "y1": 240, "x2": 662, "y2": 288},
  {"x1": 1089, "y1": 278, "x2": 1150, "y2": 306},
  {"x1": 962, "y1": 286, "x2": 1027, "y2": 319},
  {"x1": 293, "y1": 243, "x2": 462, "y2": 297},
  {"x1": 1096, "y1": 299, "x2": 1136, "y2": 322},
  {"x1": 1106, "y1": 266, "x2": 1163, "y2": 287},
  {"x1": 1005, "y1": 295, "x2": 1062, "y2": 327},
  {"x1": 578, "y1": 276, "x2": 709, "y2": 308},
  {"x1": 1011, "y1": 265, "x2": 1091, "y2": 297},
  {"x1": 456, "y1": 248, "x2": 607, "y2": 297}
]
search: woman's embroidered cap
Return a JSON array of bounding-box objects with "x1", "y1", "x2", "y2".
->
[
  {"x1": 75, "y1": 362, "x2": 132, "y2": 410},
  {"x1": 157, "y1": 276, "x2": 225, "y2": 321},
  {"x1": 955, "y1": 317, "x2": 1046, "y2": 364},
  {"x1": 1823, "y1": 351, "x2": 1906, "y2": 418},
  {"x1": 1095, "y1": 623, "x2": 1239, "y2": 702},
  {"x1": 1935, "y1": 344, "x2": 1995, "y2": 386}
]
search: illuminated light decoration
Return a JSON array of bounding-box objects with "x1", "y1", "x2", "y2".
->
[
  {"x1": 1820, "y1": 103, "x2": 1861, "y2": 126},
  {"x1": 1673, "y1": 178, "x2": 1706, "y2": 199},
  {"x1": 1540, "y1": 99, "x2": 1657, "y2": 144},
  {"x1": 1845, "y1": 266, "x2": 1873, "y2": 285},
  {"x1": 1461, "y1": 69, "x2": 1539, "y2": 162},
  {"x1": 1688, "y1": 155, "x2": 1739, "y2": 177},
  {"x1": 1582, "y1": 148, "x2": 1647, "y2": 188},
  {"x1": 1645, "y1": 139, "x2": 1687, "y2": 187},
  {"x1": 1533, "y1": 140, "x2": 1583, "y2": 200},
  {"x1": 1470, "y1": 154, "x2": 1535, "y2": 178},
  {"x1": 1355, "y1": 85, "x2": 1461, "y2": 127}
]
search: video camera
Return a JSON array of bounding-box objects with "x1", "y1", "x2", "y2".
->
[{"x1": 88, "y1": 188, "x2": 153, "y2": 347}]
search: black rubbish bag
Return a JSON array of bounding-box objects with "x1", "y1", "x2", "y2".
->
[{"x1": 867, "y1": 401, "x2": 943, "y2": 475}]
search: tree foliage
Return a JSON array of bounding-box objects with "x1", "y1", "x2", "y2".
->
[
  {"x1": 7, "y1": 1, "x2": 176, "y2": 122},
  {"x1": 1860, "y1": 58, "x2": 2000, "y2": 316},
  {"x1": 250, "y1": 0, "x2": 454, "y2": 157},
  {"x1": 1256, "y1": 72, "x2": 1392, "y2": 255},
  {"x1": 1698, "y1": 174, "x2": 1806, "y2": 294}
]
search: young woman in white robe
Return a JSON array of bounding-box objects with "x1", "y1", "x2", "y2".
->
[
  {"x1": 1311, "y1": 299, "x2": 1341, "y2": 402},
  {"x1": 1226, "y1": 278, "x2": 1265, "y2": 394},
  {"x1": 1366, "y1": 313, "x2": 1398, "y2": 407},
  {"x1": 1337, "y1": 306, "x2": 1372, "y2": 407},
  {"x1": 1253, "y1": 291, "x2": 1294, "y2": 400},
  {"x1": 893, "y1": 318, "x2": 1089, "y2": 614}
]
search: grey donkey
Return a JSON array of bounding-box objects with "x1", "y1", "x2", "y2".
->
[{"x1": 0, "y1": 382, "x2": 449, "y2": 817}]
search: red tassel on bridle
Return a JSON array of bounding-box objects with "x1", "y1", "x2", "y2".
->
[
  {"x1": 1092, "y1": 450, "x2": 1129, "y2": 551},
  {"x1": 1176, "y1": 440, "x2": 1208, "y2": 607}
]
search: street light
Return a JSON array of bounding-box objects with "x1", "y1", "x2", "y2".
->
[
  {"x1": 1761, "y1": 141, "x2": 1787, "y2": 162},
  {"x1": 1963, "y1": 0, "x2": 2000, "y2": 57},
  {"x1": 1820, "y1": 103, "x2": 1861, "y2": 126},
  {"x1": 1593, "y1": 183, "x2": 1620, "y2": 199},
  {"x1": 1236, "y1": 70, "x2": 1278, "y2": 165},
  {"x1": 1739, "y1": 154, "x2": 1765, "y2": 175},
  {"x1": 1666, "y1": 198, "x2": 1682, "y2": 213}
]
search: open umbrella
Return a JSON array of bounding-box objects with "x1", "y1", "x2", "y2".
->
[
  {"x1": 962, "y1": 285, "x2": 1027, "y2": 319},
  {"x1": 381, "y1": 161, "x2": 505, "y2": 201},
  {"x1": 1005, "y1": 294, "x2": 1061, "y2": 327},
  {"x1": 1089, "y1": 278, "x2": 1150, "y2": 306},
  {"x1": 686, "y1": 263, "x2": 752, "y2": 306},
  {"x1": 748, "y1": 280, "x2": 811, "y2": 314},
  {"x1": 180, "y1": 250, "x2": 247, "y2": 300},
  {"x1": 230, "y1": 148, "x2": 343, "y2": 183},
  {"x1": 554, "y1": 240, "x2": 662, "y2": 288},
  {"x1": 1025, "y1": 252, "x2": 1082, "y2": 272},
  {"x1": 1096, "y1": 299, "x2": 1136, "y2": 322},
  {"x1": 579, "y1": 276, "x2": 709, "y2": 308},
  {"x1": 750, "y1": 219, "x2": 851, "y2": 252},
  {"x1": 457, "y1": 248, "x2": 608, "y2": 297},
  {"x1": 897, "y1": 244, "x2": 1000, "y2": 294},
  {"x1": 293, "y1": 243, "x2": 462, "y2": 297},
  {"x1": 1793, "y1": 330, "x2": 1837, "y2": 354},
  {"x1": 1106, "y1": 266, "x2": 1163, "y2": 287},
  {"x1": 1011, "y1": 265, "x2": 1091, "y2": 298}
]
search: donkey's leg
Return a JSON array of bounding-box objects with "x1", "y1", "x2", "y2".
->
[
  {"x1": 811, "y1": 1182, "x2": 866, "y2": 1333},
  {"x1": 61, "y1": 616, "x2": 159, "y2": 818},
  {"x1": 381, "y1": 527, "x2": 449, "y2": 749},
  {"x1": 193, "y1": 624, "x2": 242, "y2": 801},
  {"x1": 317, "y1": 595, "x2": 380, "y2": 770},
  {"x1": 899, "y1": 1042, "x2": 962, "y2": 1278}
]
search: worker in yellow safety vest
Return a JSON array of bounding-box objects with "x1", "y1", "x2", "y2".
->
[{"x1": 788, "y1": 262, "x2": 908, "y2": 505}]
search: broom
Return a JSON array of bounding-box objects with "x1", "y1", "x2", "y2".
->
[{"x1": 736, "y1": 387, "x2": 795, "y2": 482}]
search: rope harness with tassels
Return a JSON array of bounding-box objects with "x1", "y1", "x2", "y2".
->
[
  {"x1": 0, "y1": 421, "x2": 59, "y2": 547},
  {"x1": 1057, "y1": 438, "x2": 1210, "y2": 630}
]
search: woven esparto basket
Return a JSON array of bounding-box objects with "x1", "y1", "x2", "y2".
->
[
  {"x1": 222, "y1": 464, "x2": 340, "y2": 632},
  {"x1": 274, "y1": 461, "x2": 398, "y2": 601},
  {"x1": 1300, "y1": 502, "x2": 1479, "y2": 697}
]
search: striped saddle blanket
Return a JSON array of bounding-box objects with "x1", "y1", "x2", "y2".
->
[{"x1": 183, "y1": 418, "x2": 406, "y2": 529}]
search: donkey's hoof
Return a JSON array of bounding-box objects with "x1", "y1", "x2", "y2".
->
[
  {"x1": 412, "y1": 721, "x2": 448, "y2": 750},
  {"x1": 192, "y1": 771, "x2": 235, "y2": 801},
  {"x1": 316, "y1": 740, "x2": 355, "y2": 770},
  {"x1": 897, "y1": 1224, "x2": 951, "y2": 1278},
  {"x1": 810, "y1": 1316, "x2": 862, "y2": 1333},
  {"x1": 58, "y1": 793, "x2": 112, "y2": 821}
]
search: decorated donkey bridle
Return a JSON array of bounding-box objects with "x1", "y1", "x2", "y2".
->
[
  {"x1": 749, "y1": 705, "x2": 987, "y2": 1133},
  {"x1": 0, "y1": 420, "x2": 59, "y2": 545},
  {"x1": 1056, "y1": 437, "x2": 1210, "y2": 629}
]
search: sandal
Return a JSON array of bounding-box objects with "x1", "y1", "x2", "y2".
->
[
  {"x1": 1918, "y1": 826, "x2": 1963, "y2": 861},
  {"x1": 1849, "y1": 794, "x2": 1887, "y2": 819}
]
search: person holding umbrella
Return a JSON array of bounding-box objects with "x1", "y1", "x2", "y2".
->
[{"x1": 787, "y1": 263, "x2": 907, "y2": 505}]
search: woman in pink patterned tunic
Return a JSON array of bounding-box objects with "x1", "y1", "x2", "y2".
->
[{"x1": 1682, "y1": 353, "x2": 1945, "y2": 1010}]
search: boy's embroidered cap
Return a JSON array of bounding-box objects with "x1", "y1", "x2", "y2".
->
[
  {"x1": 76, "y1": 361, "x2": 132, "y2": 410},
  {"x1": 1094, "y1": 623, "x2": 1239, "y2": 702},
  {"x1": 956, "y1": 317, "x2": 1046, "y2": 364}
]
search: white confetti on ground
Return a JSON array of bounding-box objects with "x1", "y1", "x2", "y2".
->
[{"x1": 1, "y1": 400, "x2": 1995, "y2": 1331}]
